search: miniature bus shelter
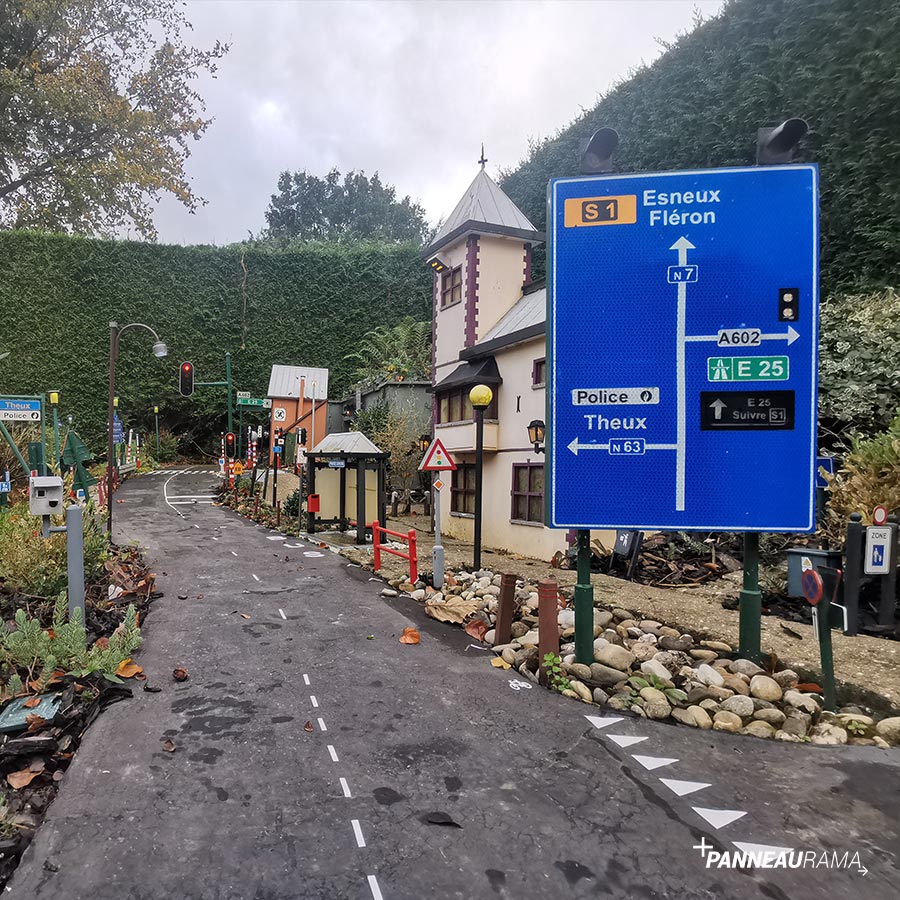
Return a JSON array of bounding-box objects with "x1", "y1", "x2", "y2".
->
[{"x1": 305, "y1": 432, "x2": 388, "y2": 545}]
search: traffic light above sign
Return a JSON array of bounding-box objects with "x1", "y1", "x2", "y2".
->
[
  {"x1": 419, "y1": 438, "x2": 456, "y2": 471},
  {"x1": 179, "y1": 362, "x2": 194, "y2": 397},
  {"x1": 224, "y1": 432, "x2": 236, "y2": 458}
]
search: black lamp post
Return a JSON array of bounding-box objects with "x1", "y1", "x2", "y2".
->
[
  {"x1": 107, "y1": 321, "x2": 167, "y2": 536},
  {"x1": 527, "y1": 419, "x2": 546, "y2": 454},
  {"x1": 469, "y1": 384, "x2": 493, "y2": 571}
]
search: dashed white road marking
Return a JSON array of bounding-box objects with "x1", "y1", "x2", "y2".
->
[
  {"x1": 310, "y1": 695, "x2": 319, "y2": 708},
  {"x1": 212, "y1": 537, "x2": 219, "y2": 541},
  {"x1": 631, "y1": 755, "x2": 679, "y2": 771},
  {"x1": 659, "y1": 778, "x2": 711, "y2": 797},
  {"x1": 193, "y1": 523, "x2": 200, "y2": 528},
  {"x1": 351, "y1": 819, "x2": 366, "y2": 848},
  {"x1": 327, "y1": 745, "x2": 339, "y2": 762},
  {"x1": 692, "y1": 807, "x2": 747, "y2": 829},
  {"x1": 304, "y1": 551, "x2": 325, "y2": 558},
  {"x1": 252, "y1": 574, "x2": 260, "y2": 581},
  {"x1": 279, "y1": 609, "x2": 287, "y2": 620},
  {"x1": 607, "y1": 734, "x2": 648, "y2": 748},
  {"x1": 283, "y1": 543, "x2": 305, "y2": 548},
  {"x1": 585, "y1": 715, "x2": 624, "y2": 729},
  {"x1": 367, "y1": 875, "x2": 384, "y2": 900},
  {"x1": 231, "y1": 551, "x2": 238, "y2": 557},
  {"x1": 339, "y1": 777, "x2": 352, "y2": 798},
  {"x1": 267, "y1": 535, "x2": 285, "y2": 541},
  {"x1": 317, "y1": 717, "x2": 327, "y2": 732},
  {"x1": 303, "y1": 674, "x2": 310, "y2": 686}
]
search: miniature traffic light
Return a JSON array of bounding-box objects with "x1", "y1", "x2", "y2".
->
[
  {"x1": 179, "y1": 361, "x2": 194, "y2": 396},
  {"x1": 580, "y1": 127, "x2": 619, "y2": 174},
  {"x1": 298, "y1": 427, "x2": 308, "y2": 445},
  {"x1": 756, "y1": 118, "x2": 808, "y2": 165},
  {"x1": 224, "y1": 431, "x2": 236, "y2": 458}
]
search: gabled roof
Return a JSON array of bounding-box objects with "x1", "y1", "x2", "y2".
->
[
  {"x1": 431, "y1": 357, "x2": 503, "y2": 393},
  {"x1": 311, "y1": 431, "x2": 383, "y2": 455},
  {"x1": 461, "y1": 284, "x2": 546, "y2": 360},
  {"x1": 426, "y1": 169, "x2": 543, "y2": 256},
  {"x1": 267, "y1": 365, "x2": 329, "y2": 400}
]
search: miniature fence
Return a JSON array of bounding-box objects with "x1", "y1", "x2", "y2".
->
[{"x1": 371, "y1": 522, "x2": 418, "y2": 585}]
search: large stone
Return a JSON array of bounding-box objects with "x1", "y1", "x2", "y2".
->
[
  {"x1": 687, "y1": 705, "x2": 713, "y2": 729},
  {"x1": 640, "y1": 620, "x2": 663, "y2": 633},
  {"x1": 781, "y1": 711, "x2": 811, "y2": 737},
  {"x1": 749, "y1": 675, "x2": 783, "y2": 702},
  {"x1": 595, "y1": 645, "x2": 635, "y2": 672},
  {"x1": 518, "y1": 629, "x2": 540, "y2": 648},
  {"x1": 594, "y1": 609, "x2": 614, "y2": 629},
  {"x1": 654, "y1": 650, "x2": 692, "y2": 671},
  {"x1": 875, "y1": 717, "x2": 900, "y2": 746},
  {"x1": 631, "y1": 643, "x2": 657, "y2": 663},
  {"x1": 592, "y1": 687, "x2": 609, "y2": 706},
  {"x1": 566, "y1": 662, "x2": 593, "y2": 682},
  {"x1": 411, "y1": 589, "x2": 426, "y2": 601},
  {"x1": 606, "y1": 694, "x2": 632, "y2": 711},
  {"x1": 557, "y1": 609, "x2": 576, "y2": 629},
  {"x1": 501, "y1": 648, "x2": 517, "y2": 665},
  {"x1": 730, "y1": 658, "x2": 764, "y2": 678},
  {"x1": 483, "y1": 629, "x2": 496, "y2": 645},
  {"x1": 720, "y1": 695, "x2": 755, "y2": 720},
  {"x1": 611, "y1": 607, "x2": 634, "y2": 621},
  {"x1": 810, "y1": 723, "x2": 848, "y2": 745},
  {"x1": 687, "y1": 685, "x2": 733, "y2": 704},
  {"x1": 590, "y1": 663, "x2": 630, "y2": 687},
  {"x1": 713, "y1": 710, "x2": 743, "y2": 733},
  {"x1": 775, "y1": 730, "x2": 803, "y2": 742},
  {"x1": 837, "y1": 713, "x2": 874, "y2": 727},
  {"x1": 698, "y1": 699, "x2": 720, "y2": 712},
  {"x1": 753, "y1": 708, "x2": 786, "y2": 727},
  {"x1": 640, "y1": 659, "x2": 672, "y2": 682},
  {"x1": 570, "y1": 680, "x2": 593, "y2": 702},
  {"x1": 672, "y1": 707, "x2": 696, "y2": 726},
  {"x1": 644, "y1": 699, "x2": 672, "y2": 720},
  {"x1": 659, "y1": 636, "x2": 693, "y2": 653},
  {"x1": 695, "y1": 664, "x2": 725, "y2": 687},
  {"x1": 742, "y1": 720, "x2": 776, "y2": 739},
  {"x1": 783, "y1": 690, "x2": 820, "y2": 715},
  {"x1": 689, "y1": 649, "x2": 719, "y2": 663},
  {"x1": 772, "y1": 669, "x2": 799, "y2": 690},
  {"x1": 701, "y1": 640, "x2": 733, "y2": 653},
  {"x1": 639, "y1": 687, "x2": 668, "y2": 704},
  {"x1": 514, "y1": 647, "x2": 539, "y2": 671},
  {"x1": 721, "y1": 675, "x2": 750, "y2": 696},
  {"x1": 510, "y1": 621, "x2": 529, "y2": 639}
]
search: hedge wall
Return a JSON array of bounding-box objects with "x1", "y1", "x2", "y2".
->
[
  {"x1": 501, "y1": 0, "x2": 900, "y2": 291},
  {"x1": 0, "y1": 231, "x2": 431, "y2": 452}
]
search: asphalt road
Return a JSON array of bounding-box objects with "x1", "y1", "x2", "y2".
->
[{"x1": 8, "y1": 468, "x2": 899, "y2": 899}]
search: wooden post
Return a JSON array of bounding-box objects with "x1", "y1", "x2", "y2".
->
[
  {"x1": 538, "y1": 579, "x2": 560, "y2": 686},
  {"x1": 373, "y1": 522, "x2": 381, "y2": 572},
  {"x1": 356, "y1": 459, "x2": 367, "y2": 545},
  {"x1": 495, "y1": 573, "x2": 517, "y2": 645},
  {"x1": 408, "y1": 529, "x2": 418, "y2": 584},
  {"x1": 276, "y1": 500, "x2": 281, "y2": 527}
]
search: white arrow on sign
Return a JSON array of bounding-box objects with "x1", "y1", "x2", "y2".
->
[
  {"x1": 709, "y1": 398, "x2": 727, "y2": 420},
  {"x1": 685, "y1": 325, "x2": 800, "y2": 345},
  {"x1": 567, "y1": 438, "x2": 678, "y2": 456}
]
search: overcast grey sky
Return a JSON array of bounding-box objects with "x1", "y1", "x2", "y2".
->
[{"x1": 151, "y1": 0, "x2": 725, "y2": 246}]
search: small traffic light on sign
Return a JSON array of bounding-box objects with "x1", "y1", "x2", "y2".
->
[
  {"x1": 224, "y1": 432, "x2": 236, "y2": 458},
  {"x1": 179, "y1": 361, "x2": 194, "y2": 396},
  {"x1": 298, "y1": 427, "x2": 308, "y2": 444}
]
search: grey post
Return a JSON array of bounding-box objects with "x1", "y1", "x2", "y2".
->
[{"x1": 66, "y1": 505, "x2": 86, "y2": 621}]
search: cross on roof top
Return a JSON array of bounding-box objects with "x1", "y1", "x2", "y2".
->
[{"x1": 478, "y1": 143, "x2": 487, "y2": 169}]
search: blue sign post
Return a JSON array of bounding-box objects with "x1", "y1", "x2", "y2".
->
[{"x1": 548, "y1": 165, "x2": 819, "y2": 532}]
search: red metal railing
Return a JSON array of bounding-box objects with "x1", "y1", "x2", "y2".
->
[{"x1": 371, "y1": 522, "x2": 418, "y2": 585}]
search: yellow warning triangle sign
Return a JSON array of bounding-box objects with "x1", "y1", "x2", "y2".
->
[{"x1": 419, "y1": 437, "x2": 457, "y2": 471}]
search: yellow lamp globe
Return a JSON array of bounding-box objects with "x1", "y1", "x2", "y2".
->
[{"x1": 469, "y1": 384, "x2": 493, "y2": 409}]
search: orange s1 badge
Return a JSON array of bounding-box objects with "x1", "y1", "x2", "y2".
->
[{"x1": 564, "y1": 195, "x2": 637, "y2": 227}]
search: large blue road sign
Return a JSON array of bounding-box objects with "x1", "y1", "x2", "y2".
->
[{"x1": 547, "y1": 165, "x2": 818, "y2": 532}]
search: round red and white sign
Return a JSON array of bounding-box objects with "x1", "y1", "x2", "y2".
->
[{"x1": 873, "y1": 505, "x2": 889, "y2": 526}]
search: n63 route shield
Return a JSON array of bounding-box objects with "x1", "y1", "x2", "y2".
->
[{"x1": 547, "y1": 165, "x2": 818, "y2": 532}]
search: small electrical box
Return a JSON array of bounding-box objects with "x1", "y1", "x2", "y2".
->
[{"x1": 29, "y1": 475, "x2": 65, "y2": 516}]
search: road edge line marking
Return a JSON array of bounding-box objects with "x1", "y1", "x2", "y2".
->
[{"x1": 351, "y1": 819, "x2": 366, "y2": 848}]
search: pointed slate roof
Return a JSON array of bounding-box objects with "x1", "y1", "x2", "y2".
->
[
  {"x1": 426, "y1": 169, "x2": 543, "y2": 256},
  {"x1": 311, "y1": 431, "x2": 383, "y2": 455}
]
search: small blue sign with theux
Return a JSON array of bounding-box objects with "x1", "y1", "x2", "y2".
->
[{"x1": 548, "y1": 164, "x2": 819, "y2": 532}]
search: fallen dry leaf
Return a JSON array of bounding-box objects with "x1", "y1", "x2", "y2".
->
[
  {"x1": 115, "y1": 659, "x2": 144, "y2": 679},
  {"x1": 303, "y1": 720, "x2": 314, "y2": 732},
  {"x1": 464, "y1": 619, "x2": 488, "y2": 641},
  {"x1": 424, "y1": 595, "x2": 479, "y2": 625},
  {"x1": 240, "y1": 613, "x2": 251, "y2": 620},
  {"x1": 162, "y1": 739, "x2": 176, "y2": 753},
  {"x1": 23, "y1": 697, "x2": 41, "y2": 709},
  {"x1": 796, "y1": 682, "x2": 823, "y2": 693},
  {"x1": 490, "y1": 657, "x2": 512, "y2": 670},
  {"x1": 94, "y1": 636, "x2": 110, "y2": 650},
  {"x1": 25, "y1": 714, "x2": 48, "y2": 733},
  {"x1": 399, "y1": 627, "x2": 421, "y2": 645},
  {"x1": 172, "y1": 668, "x2": 189, "y2": 682},
  {"x1": 8, "y1": 764, "x2": 43, "y2": 789}
]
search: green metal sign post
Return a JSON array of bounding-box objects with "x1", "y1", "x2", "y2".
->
[
  {"x1": 196, "y1": 351, "x2": 234, "y2": 436},
  {"x1": 574, "y1": 529, "x2": 595, "y2": 665}
]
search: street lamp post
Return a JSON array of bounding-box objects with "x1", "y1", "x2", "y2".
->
[
  {"x1": 49, "y1": 391, "x2": 61, "y2": 473},
  {"x1": 107, "y1": 322, "x2": 167, "y2": 536},
  {"x1": 154, "y1": 405, "x2": 160, "y2": 458},
  {"x1": 469, "y1": 384, "x2": 493, "y2": 571}
]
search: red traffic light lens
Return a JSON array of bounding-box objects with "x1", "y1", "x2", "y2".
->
[{"x1": 182, "y1": 363, "x2": 192, "y2": 371}]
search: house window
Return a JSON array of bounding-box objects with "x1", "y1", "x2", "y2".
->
[
  {"x1": 532, "y1": 358, "x2": 546, "y2": 387},
  {"x1": 451, "y1": 463, "x2": 476, "y2": 514},
  {"x1": 511, "y1": 463, "x2": 544, "y2": 523},
  {"x1": 436, "y1": 387, "x2": 497, "y2": 423},
  {"x1": 440, "y1": 266, "x2": 462, "y2": 308}
]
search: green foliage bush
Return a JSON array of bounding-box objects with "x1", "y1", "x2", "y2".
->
[
  {"x1": 155, "y1": 427, "x2": 180, "y2": 463},
  {"x1": 0, "y1": 502, "x2": 108, "y2": 599},
  {"x1": 500, "y1": 0, "x2": 900, "y2": 291},
  {"x1": 0, "y1": 232, "x2": 431, "y2": 452}
]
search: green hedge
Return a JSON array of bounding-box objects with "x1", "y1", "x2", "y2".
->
[
  {"x1": 501, "y1": 0, "x2": 900, "y2": 291},
  {"x1": 0, "y1": 231, "x2": 430, "y2": 452}
]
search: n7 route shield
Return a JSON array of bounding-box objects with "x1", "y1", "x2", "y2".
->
[{"x1": 547, "y1": 165, "x2": 818, "y2": 532}]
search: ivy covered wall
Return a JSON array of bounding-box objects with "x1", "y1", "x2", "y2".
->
[
  {"x1": 0, "y1": 231, "x2": 431, "y2": 451},
  {"x1": 501, "y1": 0, "x2": 900, "y2": 292}
]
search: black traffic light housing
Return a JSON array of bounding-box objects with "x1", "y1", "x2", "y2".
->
[
  {"x1": 580, "y1": 127, "x2": 619, "y2": 174},
  {"x1": 756, "y1": 118, "x2": 808, "y2": 165},
  {"x1": 224, "y1": 431, "x2": 236, "y2": 458},
  {"x1": 179, "y1": 361, "x2": 195, "y2": 397},
  {"x1": 298, "y1": 427, "x2": 308, "y2": 445}
]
